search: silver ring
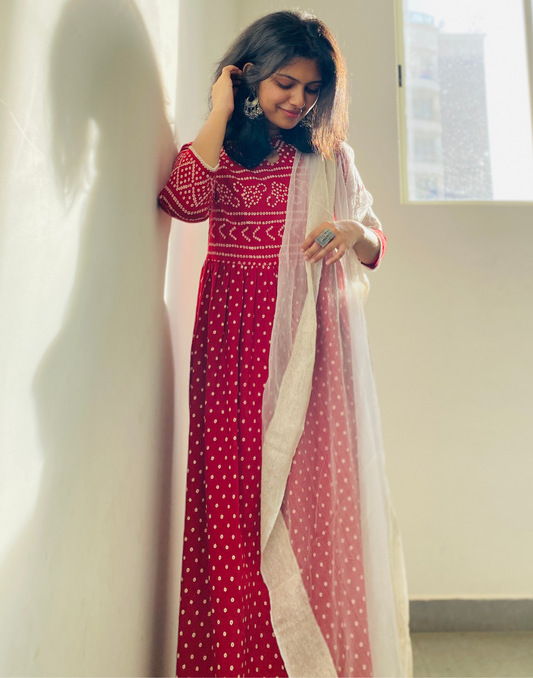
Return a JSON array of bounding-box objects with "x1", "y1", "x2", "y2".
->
[{"x1": 314, "y1": 227, "x2": 336, "y2": 248}]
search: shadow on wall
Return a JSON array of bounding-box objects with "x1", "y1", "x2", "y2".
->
[{"x1": 0, "y1": 1, "x2": 178, "y2": 675}]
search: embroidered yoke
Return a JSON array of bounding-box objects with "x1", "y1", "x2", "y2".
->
[{"x1": 158, "y1": 138, "x2": 386, "y2": 270}]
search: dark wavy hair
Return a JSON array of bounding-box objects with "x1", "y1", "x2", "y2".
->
[{"x1": 210, "y1": 10, "x2": 348, "y2": 169}]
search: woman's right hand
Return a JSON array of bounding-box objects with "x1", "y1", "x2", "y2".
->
[
  {"x1": 190, "y1": 65, "x2": 244, "y2": 168},
  {"x1": 211, "y1": 65, "x2": 243, "y2": 122}
]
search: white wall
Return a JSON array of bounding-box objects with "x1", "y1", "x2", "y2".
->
[
  {"x1": 0, "y1": 1, "x2": 180, "y2": 675},
  {"x1": 235, "y1": 0, "x2": 533, "y2": 600}
]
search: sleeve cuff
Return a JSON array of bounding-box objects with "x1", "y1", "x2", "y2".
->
[
  {"x1": 187, "y1": 143, "x2": 220, "y2": 172},
  {"x1": 360, "y1": 228, "x2": 386, "y2": 270}
]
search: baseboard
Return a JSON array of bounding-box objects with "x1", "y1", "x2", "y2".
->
[{"x1": 409, "y1": 599, "x2": 533, "y2": 633}]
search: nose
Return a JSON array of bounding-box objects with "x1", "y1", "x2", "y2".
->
[{"x1": 289, "y1": 86, "x2": 305, "y2": 110}]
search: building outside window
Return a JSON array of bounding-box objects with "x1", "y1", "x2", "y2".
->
[{"x1": 398, "y1": 0, "x2": 533, "y2": 202}]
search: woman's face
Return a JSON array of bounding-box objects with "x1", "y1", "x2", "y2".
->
[{"x1": 255, "y1": 58, "x2": 322, "y2": 134}]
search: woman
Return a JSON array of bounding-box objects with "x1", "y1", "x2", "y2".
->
[{"x1": 158, "y1": 10, "x2": 412, "y2": 678}]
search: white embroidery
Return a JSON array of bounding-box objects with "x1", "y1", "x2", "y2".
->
[
  {"x1": 160, "y1": 139, "x2": 297, "y2": 262},
  {"x1": 211, "y1": 242, "x2": 280, "y2": 250},
  {"x1": 215, "y1": 183, "x2": 240, "y2": 208},
  {"x1": 266, "y1": 181, "x2": 289, "y2": 208},
  {"x1": 213, "y1": 210, "x2": 287, "y2": 219},
  {"x1": 211, "y1": 215, "x2": 287, "y2": 243},
  {"x1": 159, "y1": 192, "x2": 209, "y2": 221},
  {"x1": 170, "y1": 151, "x2": 215, "y2": 210},
  {"x1": 235, "y1": 181, "x2": 268, "y2": 208},
  {"x1": 265, "y1": 223, "x2": 277, "y2": 241},
  {"x1": 207, "y1": 251, "x2": 279, "y2": 260}
]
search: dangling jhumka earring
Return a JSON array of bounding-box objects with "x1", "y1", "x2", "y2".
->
[
  {"x1": 243, "y1": 87, "x2": 264, "y2": 119},
  {"x1": 301, "y1": 91, "x2": 319, "y2": 128}
]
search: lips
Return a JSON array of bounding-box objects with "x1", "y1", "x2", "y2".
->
[{"x1": 279, "y1": 108, "x2": 301, "y2": 119}]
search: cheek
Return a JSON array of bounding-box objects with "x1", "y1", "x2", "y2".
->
[{"x1": 260, "y1": 85, "x2": 286, "y2": 109}]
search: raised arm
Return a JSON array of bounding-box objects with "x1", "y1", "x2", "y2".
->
[
  {"x1": 157, "y1": 65, "x2": 242, "y2": 222},
  {"x1": 190, "y1": 65, "x2": 241, "y2": 166}
]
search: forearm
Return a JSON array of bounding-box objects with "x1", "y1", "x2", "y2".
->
[
  {"x1": 353, "y1": 225, "x2": 381, "y2": 266},
  {"x1": 191, "y1": 106, "x2": 228, "y2": 168}
]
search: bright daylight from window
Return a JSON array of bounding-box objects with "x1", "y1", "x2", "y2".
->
[{"x1": 402, "y1": 0, "x2": 533, "y2": 201}]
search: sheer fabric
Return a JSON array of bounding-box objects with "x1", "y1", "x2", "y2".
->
[{"x1": 261, "y1": 144, "x2": 413, "y2": 677}]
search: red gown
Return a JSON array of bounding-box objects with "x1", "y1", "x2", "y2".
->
[{"x1": 158, "y1": 135, "x2": 387, "y2": 678}]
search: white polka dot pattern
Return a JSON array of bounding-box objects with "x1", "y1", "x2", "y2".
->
[
  {"x1": 176, "y1": 137, "x2": 293, "y2": 678},
  {"x1": 179, "y1": 260, "x2": 287, "y2": 677},
  {"x1": 157, "y1": 136, "x2": 381, "y2": 677},
  {"x1": 281, "y1": 261, "x2": 373, "y2": 677}
]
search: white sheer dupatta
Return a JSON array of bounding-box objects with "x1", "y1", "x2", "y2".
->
[{"x1": 260, "y1": 143, "x2": 413, "y2": 678}]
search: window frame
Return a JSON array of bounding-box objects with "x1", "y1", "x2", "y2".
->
[{"x1": 394, "y1": 0, "x2": 533, "y2": 205}]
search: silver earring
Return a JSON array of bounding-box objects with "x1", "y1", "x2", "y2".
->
[
  {"x1": 243, "y1": 88, "x2": 264, "y2": 119},
  {"x1": 300, "y1": 109, "x2": 314, "y2": 128},
  {"x1": 301, "y1": 92, "x2": 319, "y2": 128}
]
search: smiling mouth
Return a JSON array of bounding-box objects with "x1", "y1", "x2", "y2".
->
[{"x1": 279, "y1": 108, "x2": 301, "y2": 118}]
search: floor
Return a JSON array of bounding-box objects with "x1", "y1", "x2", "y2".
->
[{"x1": 411, "y1": 632, "x2": 533, "y2": 677}]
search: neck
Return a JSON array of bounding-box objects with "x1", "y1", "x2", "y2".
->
[{"x1": 266, "y1": 122, "x2": 281, "y2": 137}]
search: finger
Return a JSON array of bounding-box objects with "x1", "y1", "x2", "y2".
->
[
  {"x1": 308, "y1": 237, "x2": 342, "y2": 263},
  {"x1": 301, "y1": 233, "x2": 317, "y2": 252},
  {"x1": 325, "y1": 243, "x2": 347, "y2": 265},
  {"x1": 300, "y1": 222, "x2": 336, "y2": 251},
  {"x1": 302, "y1": 241, "x2": 323, "y2": 260},
  {"x1": 302, "y1": 231, "x2": 338, "y2": 256}
]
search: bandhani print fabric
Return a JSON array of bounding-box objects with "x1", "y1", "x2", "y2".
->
[{"x1": 158, "y1": 135, "x2": 388, "y2": 677}]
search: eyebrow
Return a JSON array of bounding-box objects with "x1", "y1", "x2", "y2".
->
[{"x1": 275, "y1": 73, "x2": 323, "y2": 85}]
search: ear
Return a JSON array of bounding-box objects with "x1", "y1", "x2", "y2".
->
[{"x1": 242, "y1": 62, "x2": 254, "y2": 74}]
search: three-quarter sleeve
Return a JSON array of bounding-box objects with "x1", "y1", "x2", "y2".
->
[
  {"x1": 336, "y1": 142, "x2": 387, "y2": 271},
  {"x1": 157, "y1": 142, "x2": 219, "y2": 222},
  {"x1": 359, "y1": 206, "x2": 387, "y2": 271}
]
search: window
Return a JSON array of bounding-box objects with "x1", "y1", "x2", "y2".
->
[
  {"x1": 415, "y1": 174, "x2": 441, "y2": 200},
  {"x1": 397, "y1": 0, "x2": 533, "y2": 202},
  {"x1": 413, "y1": 97, "x2": 434, "y2": 120},
  {"x1": 414, "y1": 137, "x2": 440, "y2": 163}
]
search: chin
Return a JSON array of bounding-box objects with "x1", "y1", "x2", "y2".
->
[
  {"x1": 264, "y1": 109, "x2": 301, "y2": 130},
  {"x1": 276, "y1": 115, "x2": 301, "y2": 129}
]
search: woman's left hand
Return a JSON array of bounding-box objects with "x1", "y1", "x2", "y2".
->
[{"x1": 301, "y1": 220, "x2": 365, "y2": 266}]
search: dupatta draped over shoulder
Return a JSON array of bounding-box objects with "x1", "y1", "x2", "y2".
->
[{"x1": 260, "y1": 143, "x2": 413, "y2": 678}]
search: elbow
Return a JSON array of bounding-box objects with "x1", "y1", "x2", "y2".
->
[{"x1": 157, "y1": 189, "x2": 210, "y2": 223}]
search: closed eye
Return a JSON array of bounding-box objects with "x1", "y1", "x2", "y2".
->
[{"x1": 276, "y1": 82, "x2": 320, "y2": 94}]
